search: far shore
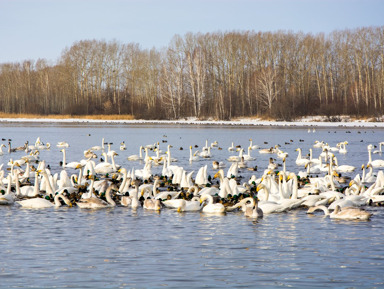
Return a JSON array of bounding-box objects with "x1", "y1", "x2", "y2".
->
[{"x1": 1, "y1": 116, "x2": 384, "y2": 128}]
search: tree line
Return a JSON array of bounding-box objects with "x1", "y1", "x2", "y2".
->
[{"x1": 0, "y1": 26, "x2": 383, "y2": 120}]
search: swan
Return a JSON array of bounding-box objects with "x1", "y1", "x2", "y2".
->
[
  {"x1": 226, "y1": 162, "x2": 239, "y2": 178},
  {"x1": 16, "y1": 192, "x2": 72, "y2": 209},
  {"x1": 332, "y1": 156, "x2": 356, "y2": 173},
  {"x1": 227, "y1": 197, "x2": 263, "y2": 218},
  {"x1": 90, "y1": 138, "x2": 105, "y2": 152},
  {"x1": 228, "y1": 148, "x2": 244, "y2": 162},
  {"x1": 373, "y1": 142, "x2": 384, "y2": 154},
  {"x1": 295, "y1": 148, "x2": 310, "y2": 166},
  {"x1": 199, "y1": 146, "x2": 212, "y2": 158},
  {"x1": 200, "y1": 194, "x2": 225, "y2": 214},
  {"x1": 176, "y1": 197, "x2": 203, "y2": 212},
  {"x1": 17, "y1": 171, "x2": 40, "y2": 197},
  {"x1": 164, "y1": 144, "x2": 177, "y2": 164},
  {"x1": 122, "y1": 179, "x2": 141, "y2": 210},
  {"x1": 94, "y1": 152, "x2": 119, "y2": 175},
  {"x1": 338, "y1": 141, "x2": 348, "y2": 154},
  {"x1": 61, "y1": 149, "x2": 81, "y2": 169},
  {"x1": 367, "y1": 144, "x2": 384, "y2": 168},
  {"x1": 0, "y1": 144, "x2": 6, "y2": 155},
  {"x1": 313, "y1": 140, "x2": 324, "y2": 148},
  {"x1": 307, "y1": 205, "x2": 372, "y2": 220},
  {"x1": 194, "y1": 165, "x2": 208, "y2": 186},
  {"x1": 0, "y1": 176, "x2": 15, "y2": 205},
  {"x1": 363, "y1": 164, "x2": 376, "y2": 183},
  {"x1": 76, "y1": 184, "x2": 118, "y2": 209},
  {"x1": 161, "y1": 157, "x2": 173, "y2": 178},
  {"x1": 57, "y1": 141, "x2": 69, "y2": 148},
  {"x1": 259, "y1": 147, "x2": 275, "y2": 154},
  {"x1": 120, "y1": 141, "x2": 127, "y2": 151},
  {"x1": 256, "y1": 184, "x2": 287, "y2": 214},
  {"x1": 243, "y1": 147, "x2": 255, "y2": 161},
  {"x1": 143, "y1": 198, "x2": 161, "y2": 211},
  {"x1": 228, "y1": 142, "x2": 235, "y2": 152},
  {"x1": 189, "y1": 146, "x2": 200, "y2": 162},
  {"x1": 83, "y1": 149, "x2": 97, "y2": 160},
  {"x1": 127, "y1": 146, "x2": 144, "y2": 161},
  {"x1": 249, "y1": 138, "x2": 259, "y2": 150}
]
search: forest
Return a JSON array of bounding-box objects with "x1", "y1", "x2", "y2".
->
[{"x1": 0, "y1": 26, "x2": 383, "y2": 120}]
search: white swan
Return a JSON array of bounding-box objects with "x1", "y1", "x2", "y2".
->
[
  {"x1": 0, "y1": 144, "x2": 6, "y2": 155},
  {"x1": 243, "y1": 147, "x2": 255, "y2": 161},
  {"x1": 307, "y1": 205, "x2": 372, "y2": 220},
  {"x1": 249, "y1": 138, "x2": 259, "y2": 150},
  {"x1": 228, "y1": 148, "x2": 244, "y2": 162},
  {"x1": 90, "y1": 138, "x2": 105, "y2": 152},
  {"x1": 0, "y1": 176, "x2": 15, "y2": 205},
  {"x1": 373, "y1": 142, "x2": 384, "y2": 154},
  {"x1": 127, "y1": 146, "x2": 144, "y2": 161},
  {"x1": 295, "y1": 148, "x2": 310, "y2": 166},
  {"x1": 228, "y1": 142, "x2": 235, "y2": 152},
  {"x1": 57, "y1": 141, "x2": 69, "y2": 148},
  {"x1": 200, "y1": 194, "x2": 225, "y2": 214},
  {"x1": 175, "y1": 197, "x2": 203, "y2": 212},
  {"x1": 332, "y1": 155, "x2": 356, "y2": 173},
  {"x1": 338, "y1": 141, "x2": 348, "y2": 154},
  {"x1": 17, "y1": 192, "x2": 72, "y2": 209},
  {"x1": 189, "y1": 146, "x2": 200, "y2": 162},
  {"x1": 199, "y1": 146, "x2": 211, "y2": 158},
  {"x1": 367, "y1": 144, "x2": 384, "y2": 167},
  {"x1": 61, "y1": 148, "x2": 81, "y2": 169}
]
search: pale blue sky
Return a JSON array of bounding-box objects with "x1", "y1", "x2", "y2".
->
[{"x1": 0, "y1": 0, "x2": 383, "y2": 63}]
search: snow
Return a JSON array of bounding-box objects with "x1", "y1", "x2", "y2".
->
[{"x1": 0, "y1": 116, "x2": 384, "y2": 128}]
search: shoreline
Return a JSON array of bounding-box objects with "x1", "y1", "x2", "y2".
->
[{"x1": 1, "y1": 117, "x2": 384, "y2": 128}]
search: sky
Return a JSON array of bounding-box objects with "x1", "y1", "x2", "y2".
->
[{"x1": 0, "y1": 0, "x2": 383, "y2": 64}]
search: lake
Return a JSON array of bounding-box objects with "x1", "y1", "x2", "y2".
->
[{"x1": 0, "y1": 122, "x2": 383, "y2": 288}]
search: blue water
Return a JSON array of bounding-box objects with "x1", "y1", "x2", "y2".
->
[{"x1": 0, "y1": 122, "x2": 383, "y2": 288}]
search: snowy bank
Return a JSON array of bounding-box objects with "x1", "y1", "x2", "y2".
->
[{"x1": 0, "y1": 116, "x2": 384, "y2": 128}]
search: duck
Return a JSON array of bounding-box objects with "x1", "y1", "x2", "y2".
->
[{"x1": 307, "y1": 205, "x2": 372, "y2": 220}]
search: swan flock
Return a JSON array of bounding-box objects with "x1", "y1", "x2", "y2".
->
[{"x1": 1, "y1": 135, "x2": 381, "y2": 222}]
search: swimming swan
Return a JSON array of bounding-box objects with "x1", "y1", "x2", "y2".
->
[
  {"x1": 307, "y1": 205, "x2": 372, "y2": 220},
  {"x1": 200, "y1": 194, "x2": 225, "y2": 214}
]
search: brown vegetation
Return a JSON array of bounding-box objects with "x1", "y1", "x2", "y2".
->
[
  {"x1": 0, "y1": 27, "x2": 383, "y2": 120},
  {"x1": 0, "y1": 113, "x2": 134, "y2": 120}
]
